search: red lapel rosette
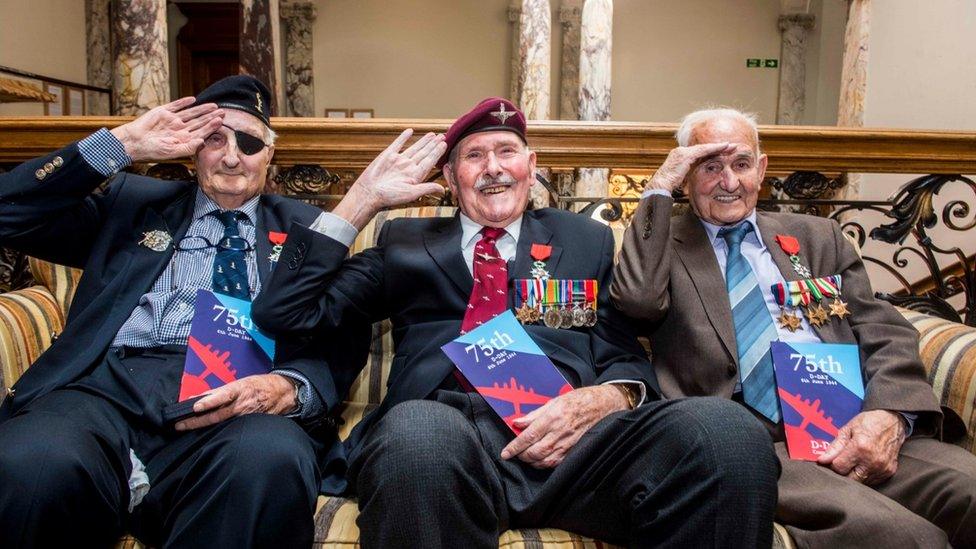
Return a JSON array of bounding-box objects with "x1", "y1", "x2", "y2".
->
[
  {"x1": 268, "y1": 231, "x2": 288, "y2": 246},
  {"x1": 775, "y1": 234, "x2": 800, "y2": 255}
]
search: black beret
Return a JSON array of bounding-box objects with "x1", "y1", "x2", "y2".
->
[{"x1": 193, "y1": 75, "x2": 273, "y2": 128}]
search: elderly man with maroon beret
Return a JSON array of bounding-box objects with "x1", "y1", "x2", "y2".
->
[{"x1": 253, "y1": 98, "x2": 779, "y2": 548}]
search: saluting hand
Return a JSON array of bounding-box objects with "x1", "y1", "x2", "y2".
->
[
  {"x1": 817, "y1": 409, "x2": 907, "y2": 485},
  {"x1": 110, "y1": 96, "x2": 224, "y2": 163},
  {"x1": 645, "y1": 142, "x2": 736, "y2": 193},
  {"x1": 174, "y1": 373, "x2": 298, "y2": 431},
  {"x1": 499, "y1": 385, "x2": 631, "y2": 469},
  {"x1": 333, "y1": 129, "x2": 447, "y2": 230}
]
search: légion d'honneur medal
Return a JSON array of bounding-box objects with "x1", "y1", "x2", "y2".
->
[{"x1": 775, "y1": 234, "x2": 812, "y2": 279}]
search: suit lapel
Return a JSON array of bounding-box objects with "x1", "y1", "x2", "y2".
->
[
  {"x1": 757, "y1": 213, "x2": 836, "y2": 341},
  {"x1": 510, "y1": 212, "x2": 561, "y2": 279},
  {"x1": 424, "y1": 216, "x2": 473, "y2": 297},
  {"x1": 254, "y1": 200, "x2": 284, "y2": 286},
  {"x1": 114, "y1": 188, "x2": 196, "y2": 324},
  {"x1": 672, "y1": 210, "x2": 737, "y2": 359}
]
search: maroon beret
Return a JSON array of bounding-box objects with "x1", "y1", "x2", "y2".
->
[{"x1": 437, "y1": 97, "x2": 527, "y2": 168}]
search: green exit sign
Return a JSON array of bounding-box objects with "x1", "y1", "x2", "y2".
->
[
  {"x1": 764, "y1": 58, "x2": 779, "y2": 68},
  {"x1": 746, "y1": 58, "x2": 761, "y2": 68}
]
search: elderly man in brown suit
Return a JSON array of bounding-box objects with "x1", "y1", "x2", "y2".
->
[{"x1": 610, "y1": 107, "x2": 976, "y2": 548}]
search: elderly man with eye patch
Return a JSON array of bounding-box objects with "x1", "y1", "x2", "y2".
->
[{"x1": 0, "y1": 74, "x2": 433, "y2": 548}]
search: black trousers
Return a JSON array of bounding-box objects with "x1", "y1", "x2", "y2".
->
[
  {"x1": 350, "y1": 392, "x2": 780, "y2": 549},
  {"x1": 0, "y1": 347, "x2": 321, "y2": 548}
]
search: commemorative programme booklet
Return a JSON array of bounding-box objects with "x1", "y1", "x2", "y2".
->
[
  {"x1": 440, "y1": 310, "x2": 573, "y2": 434},
  {"x1": 771, "y1": 341, "x2": 864, "y2": 460},
  {"x1": 177, "y1": 289, "x2": 276, "y2": 401}
]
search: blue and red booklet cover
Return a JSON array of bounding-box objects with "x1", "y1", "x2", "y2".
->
[
  {"x1": 441, "y1": 310, "x2": 573, "y2": 434},
  {"x1": 178, "y1": 289, "x2": 276, "y2": 401},
  {"x1": 771, "y1": 341, "x2": 864, "y2": 460}
]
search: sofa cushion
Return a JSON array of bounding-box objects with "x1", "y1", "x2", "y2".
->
[
  {"x1": 902, "y1": 308, "x2": 976, "y2": 452},
  {"x1": 28, "y1": 257, "x2": 82, "y2": 314},
  {"x1": 0, "y1": 286, "x2": 65, "y2": 391}
]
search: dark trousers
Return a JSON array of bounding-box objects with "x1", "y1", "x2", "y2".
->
[
  {"x1": 350, "y1": 393, "x2": 780, "y2": 549},
  {"x1": 0, "y1": 347, "x2": 320, "y2": 548}
]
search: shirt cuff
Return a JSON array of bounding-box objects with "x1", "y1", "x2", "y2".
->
[
  {"x1": 601, "y1": 380, "x2": 648, "y2": 408},
  {"x1": 274, "y1": 369, "x2": 324, "y2": 419},
  {"x1": 641, "y1": 188, "x2": 672, "y2": 199},
  {"x1": 898, "y1": 411, "x2": 917, "y2": 437},
  {"x1": 309, "y1": 212, "x2": 359, "y2": 247},
  {"x1": 77, "y1": 128, "x2": 132, "y2": 177}
]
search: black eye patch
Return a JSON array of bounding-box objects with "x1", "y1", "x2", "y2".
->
[{"x1": 223, "y1": 125, "x2": 267, "y2": 155}]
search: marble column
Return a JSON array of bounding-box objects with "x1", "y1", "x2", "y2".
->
[
  {"x1": 86, "y1": 0, "x2": 112, "y2": 115},
  {"x1": 241, "y1": 0, "x2": 283, "y2": 115},
  {"x1": 516, "y1": 0, "x2": 552, "y2": 207},
  {"x1": 776, "y1": 13, "x2": 816, "y2": 125},
  {"x1": 575, "y1": 0, "x2": 613, "y2": 204},
  {"x1": 837, "y1": 0, "x2": 871, "y2": 200},
  {"x1": 558, "y1": 2, "x2": 582, "y2": 121},
  {"x1": 508, "y1": 3, "x2": 522, "y2": 102},
  {"x1": 517, "y1": 0, "x2": 551, "y2": 120},
  {"x1": 112, "y1": 0, "x2": 170, "y2": 115},
  {"x1": 280, "y1": 1, "x2": 317, "y2": 117}
]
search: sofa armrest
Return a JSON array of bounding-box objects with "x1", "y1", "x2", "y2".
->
[
  {"x1": 900, "y1": 308, "x2": 976, "y2": 454},
  {"x1": 0, "y1": 285, "x2": 66, "y2": 394}
]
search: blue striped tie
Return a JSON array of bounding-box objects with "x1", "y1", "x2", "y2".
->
[
  {"x1": 212, "y1": 210, "x2": 250, "y2": 300},
  {"x1": 720, "y1": 223, "x2": 780, "y2": 423}
]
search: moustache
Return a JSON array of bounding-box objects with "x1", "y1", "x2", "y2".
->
[{"x1": 473, "y1": 174, "x2": 518, "y2": 191}]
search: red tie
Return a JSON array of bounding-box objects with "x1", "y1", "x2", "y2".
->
[{"x1": 461, "y1": 227, "x2": 508, "y2": 333}]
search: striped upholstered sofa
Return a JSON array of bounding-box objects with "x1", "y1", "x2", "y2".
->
[{"x1": 1, "y1": 206, "x2": 975, "y2": 548}]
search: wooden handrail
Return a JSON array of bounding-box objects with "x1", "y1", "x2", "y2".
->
[{"x1": 1, "y1": 117, "x2": 974, "y2": 174}]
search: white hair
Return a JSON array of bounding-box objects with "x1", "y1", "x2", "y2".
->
[
  {"x1": 266, "y1": 127, "x2": 278, "y2": 145},
  {"x1": 675, "y1": 108, "x2": 760, "y2": 150}
]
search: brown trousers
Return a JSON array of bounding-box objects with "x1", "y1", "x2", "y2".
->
[{"x1": 776, "y1": 438, "x2": 976, "y2": 548}]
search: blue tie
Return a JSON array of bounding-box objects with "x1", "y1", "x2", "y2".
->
[
  {"x1": 719, "y1": 223, "x2": 780, "y2": 423},
  {"x1": 212, "y1": 210, "x2": 250, "y2": 300}
]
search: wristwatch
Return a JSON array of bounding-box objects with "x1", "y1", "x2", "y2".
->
[{"x1": 613, "y1": 383, "x2": 639, "y2": 410}]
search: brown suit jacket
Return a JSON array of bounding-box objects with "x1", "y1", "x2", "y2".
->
[{"x1": 611, "y1": 194, "x2": 964, "y2": 440}]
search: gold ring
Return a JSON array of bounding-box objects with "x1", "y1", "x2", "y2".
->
[{"x1": 853, "y1": 468, "x2": 867, "y2": 480}]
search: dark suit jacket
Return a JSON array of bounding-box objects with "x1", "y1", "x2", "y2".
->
[
  {"x1": 0, "y1": 143, "x2": 370, "y2": 486},
  {"x1": 252, "y1": 208, "x2": 657, "y2": 494},
  {"x1": 611, "y1": 194, "x2": 963, "y2": 440}
]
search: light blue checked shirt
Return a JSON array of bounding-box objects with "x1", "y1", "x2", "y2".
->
[{"x1": 77, "y1": 129, "x2": 320, "y2": 418}]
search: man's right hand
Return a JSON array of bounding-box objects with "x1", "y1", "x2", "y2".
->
[
  {"x1": 644, "y1": 142, "x2": 736, "y2": 193},
  {"x1": 333, "y1": 129, "x2": 447, "y2": 230},
  {"x1": 110, "y1": 97, "x2": 224, "y2": 163}
]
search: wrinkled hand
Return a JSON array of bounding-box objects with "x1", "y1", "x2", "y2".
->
[
  {"x1": 174, "y1": 373, "x2": 297, "y2": 431},
  {"x1": 110, "y1": 96, "x2": 224, "y2": 163},
  {"x1": 817, "y1": 410, "x2": 907, "y2": 485},
  {"x1": 645, "y1": 142, "x2": 736, "y2": 193},
  {"x1": 500, "y1": 385, "x2": 630, "y2": 469},
  {"x1": 334, "y1": 129, "x2": 447, "y2": 230}
]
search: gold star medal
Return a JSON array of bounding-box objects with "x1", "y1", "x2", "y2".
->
[
  {"x1": 805, "y1": 304, "x2": 830, "y2": 327},
  {"x1": 777, "y1": 309, "x2": 803, "y2": 332},
  {"x1": 829, "y1": 298, "x2": 851, "y2": 320},
  {"x1": 515, "y1": 302, "x2": 535, "y2": 324}
]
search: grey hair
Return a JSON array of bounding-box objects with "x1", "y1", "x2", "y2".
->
[
  {"x1": 675, "y1": 108, "x2": 760, "y2": 150},
  {"x1": 266, "y1": 127, "x2": 278, "y2": 145}
]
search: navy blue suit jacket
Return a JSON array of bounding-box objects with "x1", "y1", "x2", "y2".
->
[
  {"x1": 252, "y1": 208, "x2": 658, "y2": 494},
  {"x1": 0, "y1": 143, "x2": 370, "y2": 490}
]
